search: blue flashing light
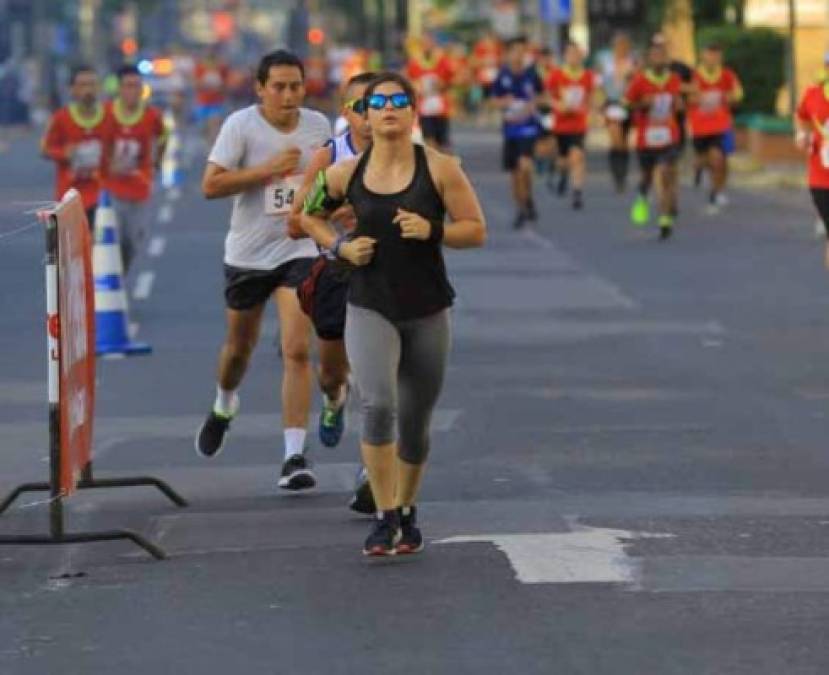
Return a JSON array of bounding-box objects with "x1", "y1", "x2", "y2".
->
[{"x1": 137, "y1": 59, "x2": 154, "y2": 75}]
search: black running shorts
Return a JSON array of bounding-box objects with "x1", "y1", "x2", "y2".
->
[
  {"x1": 297, "y1": 256, "x2": 349, "y2": 341},
  {"x1": 637, "y1": 145, "x2": 681, "y2": 172},
  {"x1": 224, "y1": 257, "x2": 314, "y2": 311},
  {"x1": 692, "y1": 134, "x2": 726, "y2": 155},
  {"x1": 502, "y1": 136, "x2": 537, "y2": 171},
  {"x1": 555, "y1": 133, "x2": 585, "y2": 156}
]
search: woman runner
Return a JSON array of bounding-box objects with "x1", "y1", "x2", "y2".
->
[{"x1": 302, "y1": 72, "x2": 487, "y2": 556}]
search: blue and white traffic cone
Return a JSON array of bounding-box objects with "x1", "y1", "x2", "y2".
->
[{"x1": 93, "y1": 191, "x2": 152, "y2": 356}]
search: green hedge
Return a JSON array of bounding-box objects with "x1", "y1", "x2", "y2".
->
[{"x1": 696, "y1": 25, "x2": 785, "y2": 114}]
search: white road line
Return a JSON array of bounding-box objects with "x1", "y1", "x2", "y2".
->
[
  {"x1": 158, "y1": 203, "x2": 173, "y2": 224},
  {"x1": 520, "y1": 226, "x2": 555, "y2": 250},
  {"x1": 133, "y1": 271, "x2": 155, "y2": 300},
  {"x1": 147, "y1": 236, "x2": 166, "y2": 257}
]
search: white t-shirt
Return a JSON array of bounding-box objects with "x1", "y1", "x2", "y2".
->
[{"x1": 208, "y1": 105, "x2": 332, "y2": 270}]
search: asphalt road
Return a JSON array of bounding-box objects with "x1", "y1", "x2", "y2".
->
[{"x1": 2, "y1": 123, "x2": 829, "y2": 674}]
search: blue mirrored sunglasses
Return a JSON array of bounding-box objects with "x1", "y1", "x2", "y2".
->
[{"x1": 366, "y1": 92, "x2": 412, "y2": 111}]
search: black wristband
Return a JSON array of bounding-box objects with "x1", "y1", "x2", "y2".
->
[
  {"x1": 428, "y1": 220, "x2": 445, "y2": 245},
  {"x1": 331, "y1": 234, "x2": 348, "y2": 258}
]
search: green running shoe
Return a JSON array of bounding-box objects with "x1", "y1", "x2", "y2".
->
[{"x1": 630, "y1": 194, "x2": 650, "y2": 227}]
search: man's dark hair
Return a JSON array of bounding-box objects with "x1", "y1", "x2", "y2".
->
[
  {"x1": 256, "y1": 49, "x2": 304, "y2": 85},
  {"x1": 69, "y1": 64, "x2": 96, "y2": 85},
  {"x1": 505, "y1": 35, "x2": 528, "y2": 50},
  {"x1": 116, "y1": 64, "x2": 141, "y2": 81},
  {"x1": 346, "y1": 71, "x2": 377, "y2": 90},
  {"x1": 703, "y1": 42, "x2": 723, "y2": 52},
  {"x1": 364, "y1": 71, "x2": 417, "y2": 109}
]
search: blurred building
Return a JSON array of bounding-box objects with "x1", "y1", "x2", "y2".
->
[{"x1": 745, "y1": 0, "x2": 829, "y2": 102}]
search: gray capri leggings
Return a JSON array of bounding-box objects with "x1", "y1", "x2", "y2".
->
[{"x1": 345, "y1": 304, "x2": 451, "y2": 465}]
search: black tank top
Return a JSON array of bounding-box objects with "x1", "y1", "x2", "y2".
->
[{"x1": 345, "y1": 144, "x2": 454, "y2": 321}]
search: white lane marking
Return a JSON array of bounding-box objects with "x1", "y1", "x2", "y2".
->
[
  {"x1": 158, "y1": 203, "x2": 173, "y2": 224},
  {"x1": 133, "y1": 271, "x2": 155, "y2": 300},
  {"x1": 520, "y1": 227, "x2": 555, "y2": 250},
  {"x1": 437, "y1": 524, "x2": 673, "y2": 585},
  {"x1": 147, "y1": 236, "x2": 166, "y2": 257}
]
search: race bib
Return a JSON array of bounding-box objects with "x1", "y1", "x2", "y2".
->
[
  {"x1": 201, "y1": 70, "x2": 222, "y2": 89},
  {"x1": 481, "y1": 66, "x2": 498, "y2": 84},
  {"x1": 111, "y1": 138, "x2": 141, "y2": 175},
  {"x1": 264, "y1": 174, "x2": 303, "y2": 217},
  {"x1": 700, "y1": 90, "x2": 722, "y2": 112},
  {"x1": 563, "y1": 86, "x2": 585, "y2": 110},
  {"x1": 540, "y1": 113, "x2": 555, "y2": 131},
  {"x1": 505, "y1": 99, "x2": 529, "y2": 123},
  {"x1": 606, "y1": 104, "x2": 628, "y2": 122},
  {"x1": 645, "y1": 126, "x2": 672, "y2": 148},
  {"x1": 71, "y1": 139, "x2": 102, "y2": 171},
  {"x1": 421, "y1": 95, "x2": 445, "y2": 116}
]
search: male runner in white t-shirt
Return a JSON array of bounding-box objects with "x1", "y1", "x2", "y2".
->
[{"x1": 195, "y1": 50, "x2": 332, "y2": 491}]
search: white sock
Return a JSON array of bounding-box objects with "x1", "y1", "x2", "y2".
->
[
  {"x1": 214, "y1": 386, "x2": 239, "y2": 417},
  {"x1": 284, "y1": 428, "x2": 306, "y2": 460}
]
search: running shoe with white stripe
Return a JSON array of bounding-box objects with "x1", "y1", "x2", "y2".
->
[{"x1": 278, "y1": 454, "x2": 316, "y2": 491}]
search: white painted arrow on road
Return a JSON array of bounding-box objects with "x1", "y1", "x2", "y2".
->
[{"x1": 437, "y1": 524, "x2": 673, "y2": 585}]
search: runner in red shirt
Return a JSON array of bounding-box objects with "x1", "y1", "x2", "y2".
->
[
  {"x1": 625, "y1": 41, "x2": 683, "y2": 240},
  {"x1": 796, "y1": 68, "x2": 829, "y2": 238},
  {"x1": 407, "y1": 34, "x2": 454, "y2": 151},
  {"x1": 688, "y1": 43, "x2": 743, "y2": 214},
  {"x1": 547, "y1": 42, "x2": 594, "y2": 210},
  {"x1": 194, "y1": 47, "x2": 230, "y2": 144},
  {"x1": 41, "y1": 64, "x2": 108, "y2": 229},
  {"x1": 103, "y1": 64, "x2": 168, "y2": 274}
]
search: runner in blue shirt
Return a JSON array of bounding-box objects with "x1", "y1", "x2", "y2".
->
[{"x1": 492, "y1": 36, "x2": 544, "y2": 229}]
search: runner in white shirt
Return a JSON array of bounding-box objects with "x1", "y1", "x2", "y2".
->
[{"x1": 195, "y1": 49, "x2": 332, "y2": 492}]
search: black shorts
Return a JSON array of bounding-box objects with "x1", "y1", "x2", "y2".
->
[
  {"x1": 638, "y1": 145, "x2": 680, "y2": 172},
  {"x1": 556, "y1": 133, "x2": 585, "y2": 156},
  {"x1": 811, "y1": 188, "x2": 829, "y2": 236},
  {"x1": 692, "y1": 134, "x2": 726, "y2": 154},
  {"x1": 296, "y1": 256, "x2": 349, "y2": 341},
  {"x1": 502, "y1": 136, "x2": 537, "y2": 171},
  {"x1": 224, "y1": 257, "x2": 314, "y2": 311},
  {"x1": 420, "y1": 116, "x2": 450, "y2": 147}
]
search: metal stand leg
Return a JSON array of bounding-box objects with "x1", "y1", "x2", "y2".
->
[{"x1": 0, "y1": 482, "x2": 50, "y2": 515}]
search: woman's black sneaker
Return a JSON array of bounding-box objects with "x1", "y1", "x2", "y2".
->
[
  {"x1": 363, "y1": 510, "x2": 401, "y2": 557},
  {"x1": 278, "y1": 454, "x2": 316, "y2": 491},
  {"x1": 195, "y1": 411, "x2": 233, "y2": 458},
  {"x1": 396, "y1": 505, "x2": 424, "y2": 555}
]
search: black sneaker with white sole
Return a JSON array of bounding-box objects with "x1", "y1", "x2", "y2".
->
[
  {"x1": 396, "y1": 505, "x2": 424, "y2": 555},
  {"x1": 278, "y1": 454, "x2": 316, "y2": 491},
  {"x1": 195, "y1": 411, "x2": 233, "y2": 458},
  {"x1": 363, "y1": 510, "x2": 401, "y2": 557}
]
